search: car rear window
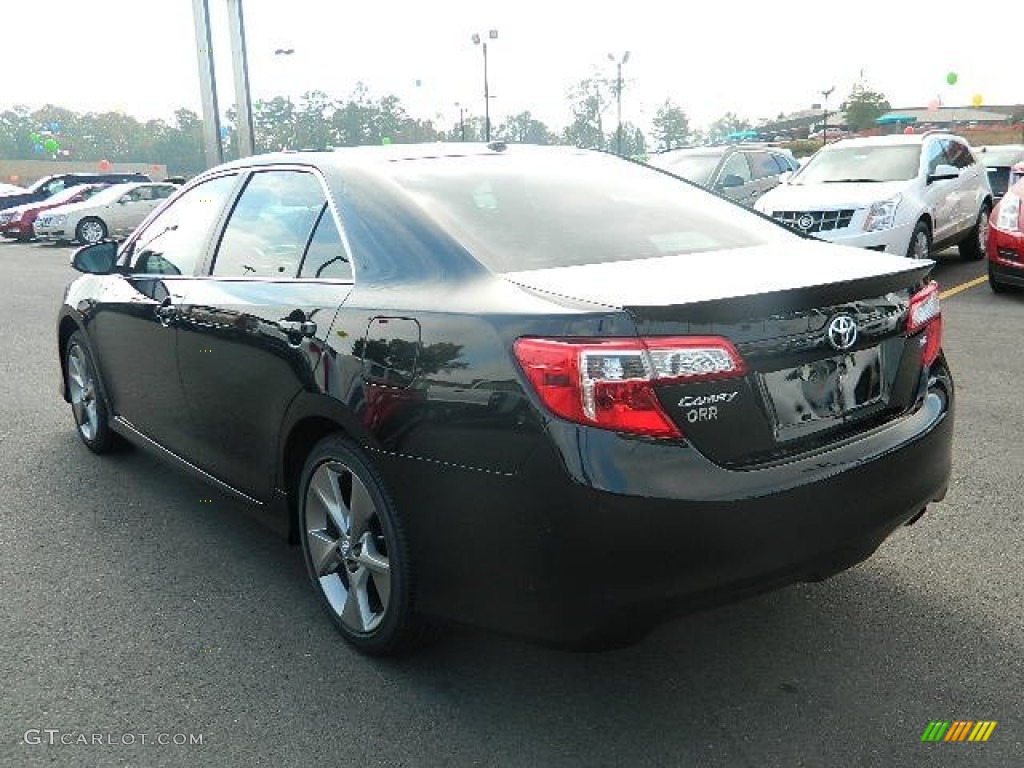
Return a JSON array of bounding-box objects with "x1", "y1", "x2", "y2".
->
[{"x1": 387, "y1": 153, "x2": 793, "y2": 273}]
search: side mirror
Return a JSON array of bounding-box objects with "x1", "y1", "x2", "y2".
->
[
  {"x1": 778, "y1": 171, "x2": 793, "y2": 185},
  {"x1": 71, "y1": 241, "x2": 118, "y2": 274},
  {"x1": 928, "y1": 164, "x2": 960, "y2": 183},
  {"x1": 717, "y1": 174, "x2": 745, "y2": 189},
  {"x1": 118, "y1": 198, "x2": 130, "y2": 204}
]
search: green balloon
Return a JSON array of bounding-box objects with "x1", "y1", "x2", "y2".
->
[
  {"x1": 43, "y1": 138, "x2": 59, "y2": 152},
  {"x1": 946, "y1": 72, "x2": 958, "y2": 85},
  {"x1": 381, "y1": 137, "x2": 392, "y2": 145},
  {"x1": 29, "y1": 132, "x2": 40, "y2": 142}
]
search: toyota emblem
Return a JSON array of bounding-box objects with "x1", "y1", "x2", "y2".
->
[
  {"x1": 827, "y1": 315, "x2": 858, "y2": 351},
  {"x1": 797, "y1": 214, "x2": 815, "y2": 230}
]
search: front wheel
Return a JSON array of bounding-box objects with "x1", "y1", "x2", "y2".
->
[
  {"x1": 298, "y1": 435, "x2": 431, "y2": 656},
  {"x1": 958, "y1": 204, "x2": 990, "y2": 261},
  {"x1": 906, "y1": 220, "x2": 931, "y2": 259},
  {"x1": 76, "y1": 217, "x2": 108, "y2": 245},
  {"x1": 988, "y1": 264, "x2": 1007, "y2": 293}
]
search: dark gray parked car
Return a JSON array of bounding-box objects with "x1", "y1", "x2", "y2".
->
[{"x1": 647, "y1": 144, "x2": 800, "y2": 206}]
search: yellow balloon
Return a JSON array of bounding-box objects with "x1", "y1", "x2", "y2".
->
[{"x1": 971, "y1": 93, "x2": 983, "y2": 107}]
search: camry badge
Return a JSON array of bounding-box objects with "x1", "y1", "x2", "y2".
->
[
  {"x1": 827, "y1": 315, "x2": 858, "y2": 351},
  {"x1": 797, "y1": 214, "x2": 815, "y2": 230}
]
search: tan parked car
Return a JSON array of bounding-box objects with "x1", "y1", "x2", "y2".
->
[{"x1": 33, "y1": 182, "x2": 178, "y2": 244}]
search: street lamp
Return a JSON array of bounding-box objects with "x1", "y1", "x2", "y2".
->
[
  {"x1": 608, "y1": 51, "x2": 630, "y2": 155},
  {"x1": 454, "y1": 102, "x2": 467, "y2": 141},
  {"x1": 471, "y1": 29, "x2": 498, "y2": 142},
  {"x1": 820, "y1": 85, "x2": 835, "y2": 145}
]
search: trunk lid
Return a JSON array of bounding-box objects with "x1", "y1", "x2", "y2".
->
[{"x1": 504, "y1": 242, "x2": 934, "y2": 466}]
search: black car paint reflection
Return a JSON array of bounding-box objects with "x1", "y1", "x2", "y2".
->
[{"x1": 57, "y1": 145, "x2": 954, "y2": 648}]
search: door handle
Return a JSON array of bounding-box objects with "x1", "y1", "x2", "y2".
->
[
  {"x1": 279, "y1": 319, "x2": 317, "y2": 338},
  {"x1": 155, "y1": 300, "x2": 179, "y2": 326}
]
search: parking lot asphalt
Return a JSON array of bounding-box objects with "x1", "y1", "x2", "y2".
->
[{"x1": 1, "y1": 239, "x2": 1021, "y2": 768}]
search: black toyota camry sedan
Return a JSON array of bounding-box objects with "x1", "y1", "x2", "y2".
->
[{"x1": 58, "y1": 144, "x2": 953, "y2": 654}]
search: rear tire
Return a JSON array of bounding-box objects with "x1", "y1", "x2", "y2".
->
[
  {"x1": 906, "y1": 220, "x2": 931, "y2": 259},
  {"x1": 298, "y1": 434, "x2": 434, "y2": 656},
  {"x1": 958, "y1": 204, "x2": 990, "y2": 261},
  {"x1": 65, "y1": 331, "x2": 119, "y2": 453}
]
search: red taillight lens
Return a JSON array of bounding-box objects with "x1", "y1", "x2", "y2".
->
[
  {"x1": 513, "y1": 336, "x2": 746, "y2": 438},
  {"x1": 907, "y1": 281, "x2": 942, "y2": 367}
]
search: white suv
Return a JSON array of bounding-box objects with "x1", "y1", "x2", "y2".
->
[{"x1": 755, "y1": 132, "x2": 993, "y2": 259}]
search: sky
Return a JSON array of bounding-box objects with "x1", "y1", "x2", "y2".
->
[{"x1": 1, "y1": 0, "x2": 1020, "y2": 135}]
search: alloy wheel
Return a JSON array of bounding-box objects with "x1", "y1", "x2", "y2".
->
[
  {"x1": 79, "y1": 219, "x2": 105, "y2": 244},
  {"x1": 67, "y1": 343, "x2": 99, "y2": 441},
  {"x1": 304, "y1": 460, "x2": 391, "y2": 634},
  {"x1": 912, "y1": 230, "x2": 930, "y2": 259}
]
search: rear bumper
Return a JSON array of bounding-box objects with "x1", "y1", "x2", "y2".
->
[{"x1": 383, "y1": 362, "x2": 955, "y2": 647}]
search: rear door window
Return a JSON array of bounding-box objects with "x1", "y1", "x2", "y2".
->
[
  {"x1": 212, "y1": 170, "x2": 326, "y2": 278},
  {"x1": 298, "y1": 206, "x2": 352, "y2": 280}
]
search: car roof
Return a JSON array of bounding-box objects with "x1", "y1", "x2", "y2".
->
[
  {"x1": 826, "y1": 132, "x2": 957, "y2": 149},
  {"x1": 204, "y1": 143, "x2": 619, "y2": 178}
]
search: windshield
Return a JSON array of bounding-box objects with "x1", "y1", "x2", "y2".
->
[
  {"x1": 387, "y1": 152, "x2": 795, "y2": 273},
  {"x1": 794, "y1": 144, "x2": 921, "y2": 184},
  {"x1": 979, "y1": 147, "x2": 1024, "y2": 167},
  {"x1": 646, "y1": 152, "x2": 722, "y2": 185}
]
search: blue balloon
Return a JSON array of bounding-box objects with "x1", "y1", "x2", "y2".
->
[
  {"x1": 33, "y1": 143, "x2": 43, "y2": 152},
  {"x1": 219, "y1": 126, "x2": 230, "y2": 138},
  {"x1": 50, "y1": 122, "x2": 60, "y2": 132}
]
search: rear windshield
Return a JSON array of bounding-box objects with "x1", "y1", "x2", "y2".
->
[
  {"x1": 794, "y1": 145, "x2": 921, "y2": 184},
  {"x1": 386, "y1": 153, "x2": 794, "y2": 273},
  {"x1": 979, "y1": 147, "x2": 1024, "y2": 167}
]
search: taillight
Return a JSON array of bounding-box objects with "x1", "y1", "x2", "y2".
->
[
  {"x1": 513, "y1": 336, "x2": 746, "y2": 438},
  {"x1": 907, "y1": 281, "x2": 942, "y2": 367}
]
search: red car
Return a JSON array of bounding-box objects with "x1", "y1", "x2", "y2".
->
[
  {"x1": 987, "y1": 161, "x2": 1024, "y2": 293},
  {"x1": 0, "y1": 184, "x2": 108, "y2": 241}
]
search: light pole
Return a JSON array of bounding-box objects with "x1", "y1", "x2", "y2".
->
[
  {"x1": 608, "y1": 51, "x2": 630, "y2": 155},
  {"x1": 820, "y1": 86, "x2": 835, "y2": 145},
  {"x1": 272, "y1": 47, "x2": 298, "y2": 149},
  {"x1": 471, "y1": 29, "x2": 498, "y2": 142},
  {"x1": 454, "y1": 102, "x2": 467, "y2": 141}
]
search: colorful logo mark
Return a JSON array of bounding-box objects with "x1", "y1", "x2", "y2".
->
[{"x1": 921, "y1": 721, "x2": 997, "y2": 742}]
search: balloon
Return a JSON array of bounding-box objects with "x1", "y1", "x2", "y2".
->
[
  {"x1": 50, "y1": 122, "x2": 60, "y2": 132},
  {"x1": 971, "y1": 93, "x2": 983, "y2": 107},
  {"x1": 946, "y1": 72, "x2": 958, "y2": 85},
  {"x1": 927, "y1": 98, "x2": 940, "y2": 111},
  {"x1": 220, "y1": 126, "x2": 230, "y2": 138},
  {"x1": 381, "y1": 137, "x2": 392, "y2": 145},
  {"x1": 903, "y1": 126, "x2": 914, "y2": 135},
  {"x1": 98, "y1": 159, "x2": 112, "y2": 171},
  {"x1": 43, "y1": 138, "x2": 58, "y2": 152},
  {"x1": 29, "y1": 132, "x2": 40, "y2": 142},
  {"x1": 33, "y1": 144, "x2": 43, "y2": 153}
]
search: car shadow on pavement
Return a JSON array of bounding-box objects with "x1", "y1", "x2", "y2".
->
[{"x1": 9, "y1": 430, "x2": 1018, "y2": 768}]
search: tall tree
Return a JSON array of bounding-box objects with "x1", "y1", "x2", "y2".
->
[
  {"x1": 707, "y1": 112, "x2": 751, "y2": 142},
  {"x1": 841, "y1": 83, "x2": 891, "y2": 132},
  {"x1": 562, "y1": 78, "x2": 609, "y2": 150},
  {"x1": 495, "y1": 111, "x2": 556, "y2": 144},
  {"x1": 651, "y1": 100, "x2": 690, "y2": 151}
]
